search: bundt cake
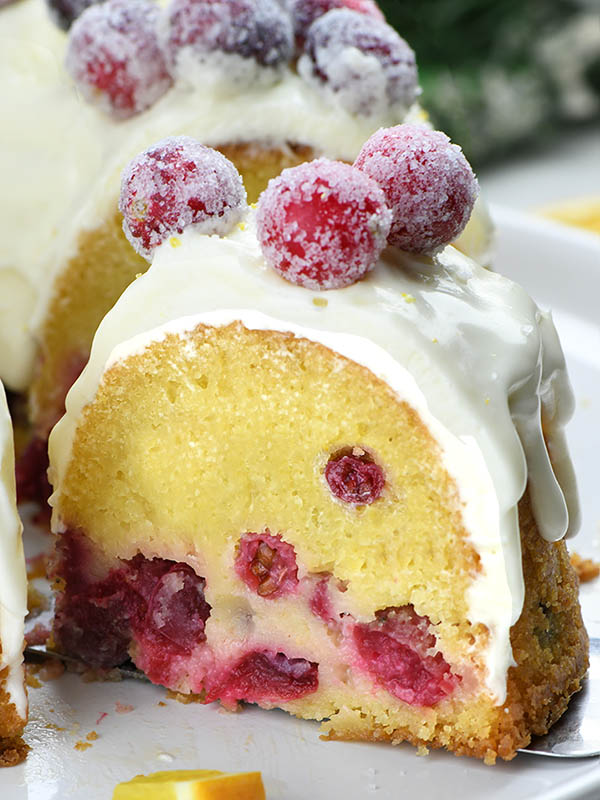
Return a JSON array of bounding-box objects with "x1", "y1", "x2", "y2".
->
[
  {"x1": 0, "y1": 0, "x2": 492, "y2": 498},
  {"x1": 0, "y1": 383, "x2": 28, "y2": 766},
  {"x1": 47, "y1": 132, "x2": 587, "y2": 763}
]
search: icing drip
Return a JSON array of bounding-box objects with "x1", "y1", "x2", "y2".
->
[{"x1": 0, "y1": 384, "x2": 28, "y2": 721}]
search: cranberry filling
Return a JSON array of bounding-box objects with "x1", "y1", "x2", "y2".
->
[
  {"x1": 53, "y1": 531, "x2": 211, "y2": 670},
  {"x1": 208, "y1": 650, "x2": 318, "y2": 704},
  {"x1": 325, "y1": 449, "x2": 385, "y2": 505},
  {"x1": 235, "y1": 531, "x2": 299, "y2": 598},
  {"x1": 353, "y1": 606, "x2": 459, "y2": 706},
  {"x1": 15, "y1": 436, "x2": 52, "y2": 510}
]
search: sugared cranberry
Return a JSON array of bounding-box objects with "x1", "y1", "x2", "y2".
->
[
  {"x1": 288, "y1": 0, "x2": 383, "y2": 49},
  {"x1": 146, "y1": 564, "x2": 211, "y2": 651},
  {"x1": 235, "y1": 532, "x2": 299, "y2": 598},
  {"x1": 325, "y1": 448, "x2": 384, "y2": 504},
  {"x1": 298, "y1": 9, "x2": 418, "y2": 117},
  {"x1": 209, "y1": 650, "x2": 318, "y2": 704},
  {"x1": 164, "y1": 0, "x2": 293, "y2": 82},
  {"x1": 45, "y1": 0, "x2": 103, "y2": 31},
  {"x1": 257, "y1": 159, "x2": 391, "y2": 289},
  {"x1": 119, "y1": 136, "x2": 247, "y2": 259},
  {"x1": 65, "y1": 0, "x2": 172, "y2": 119},
  {"x1": 354, "y1": 125, "x2": 479, "y2": 253},
  {"x1": 353, "y1": 606, "x2": 459, "y2": 706}
]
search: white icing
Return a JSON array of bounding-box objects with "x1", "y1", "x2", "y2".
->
[
  {"x1": 0, "y1": 0, "x2": 425, "y2": 391},
  {"x1": 0, "y1": 383, "x2": 27, "y2": 722},
  {"x1": 49, "y1": 211, "x2": 579, "y2": 702}
]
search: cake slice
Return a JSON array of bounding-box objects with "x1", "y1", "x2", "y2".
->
[
  {"x1": 47, "y1": 134, "x2": 587, "y2": 763},
  {"x1": 0, "y1": 383, "x2": 28, "y2": 766}
]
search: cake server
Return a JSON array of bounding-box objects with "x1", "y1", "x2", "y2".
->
[{"x1": 518, "y1": 636, "x2": 600, "y2": 757}]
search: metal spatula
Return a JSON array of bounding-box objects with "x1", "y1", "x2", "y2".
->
[{"x1": 518, "y1": 637, "x2": 600, "y2": 757}]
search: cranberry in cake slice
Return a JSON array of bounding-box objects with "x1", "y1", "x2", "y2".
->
[{"x1": 48, "y1": 142, "x2": 587, "y2": 763}]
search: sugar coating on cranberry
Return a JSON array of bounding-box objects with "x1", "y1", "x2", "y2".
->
[
  {"x1": 325, "y1": 447, "x2": 384, "y2": 505},
  {"x1": 235, "y1": 531, "x2": 299, "y2": 598},
  {"x1": 354, "y1": 125, "x2": 479, "y2": 253},
  {"x1": 163, "y1": 0, "x2": 293, "y2": 86},
  {"x1": 288, "y1": 0, "x2": 383, "y2": 49},
  {"x1": 208, "y1": 650, "x2": 319, "y2": 704},
  {"x1": 298, "y1": 9, "x2": 418, "y2": 117},
  {"x1": 353, "y1": 606, "x2": 459, "y2": 706},
  {"x1": 45, "y1": 0, "x2": 104, "y2": 31},
  {"x1": 65, "y1": 0, "x2": 172, "y2": 120},
  {"x1": 119, "y1": 136, "x2": 247, "y2": 259},
  {"x1": 257, "y1": 159, "x2": 391, "y2": 290}
]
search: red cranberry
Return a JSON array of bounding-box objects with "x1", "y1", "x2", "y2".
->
[
  {"x1": 354, "y1": 125, "x2": 479, "y2": 253},
  {"x1": 325, "y1": 449, "x2": 384, "y2": 505},
  {"x1": 164, "y1": 0, "x2": 293, "y2": 80},
  {"x1": 256, "y1": 159, "x2": 391, "y2": 289},
  {"x1": 309, "y1": 576, "x2": 336, "y2": 624},
  {"x1": 299, "y1": 9, "x2": 418, "y2": 117},
  {"x1": 15, "y1": 436, "x2": 51, "y2": 510},
  {"x1": 353, "y1": 606, "x2": 459, "y2": 706},
  {"x1": 235, "y1": 532, "x2": 299, "y2": 598},
  {"x1": 289, "y1": 0, "x2": 383, "y2": 49},
  {"x1": 119, "y1": 136, "x2": 247, "y2": 259},
  {"x1": 208, "y1": 650, "x2": 318, "y2": 704},
  {"x1": 45, "y1": 0, "x2": 104, "y2": 30},
  {"x1": 65, "y1": 0, "x2": 172, "y2": 119},
  {"x1": 146, "y1": 564, "x2": 210, "y2": 651},
  {"x1": 52, "y1": 532, "x2": 212, "y2": 670}
]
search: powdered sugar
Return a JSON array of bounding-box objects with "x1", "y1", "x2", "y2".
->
[
  {"x1": 354, "y1": 125, "x2": 479, "y2": 253},
  {"x1": 298, "y1": 8, "x2": 418, "y2": 117},
  {"x1": 119, "y1": 136, "x2": 247, "y2": 260},
  {"x1": 256, "y1": 158, "x2": 392, "y2": 289},
  {"x1": 65, "y1": 0, "x2": 172, "y2": 119},
  {"x1": 288, "y1": 0, "x2": 384, "y2": 49},
  {"x1": 163, "y1": 0, "x2": 293, "y2": 86}
]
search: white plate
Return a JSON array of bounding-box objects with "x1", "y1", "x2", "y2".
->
[{"x1": 2, "y1": 208, "x2": 600, "y2": 800}]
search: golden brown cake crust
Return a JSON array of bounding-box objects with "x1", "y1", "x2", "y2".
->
[{"x1": 0, "y1": 666, "x2": 28, "y2": 767}]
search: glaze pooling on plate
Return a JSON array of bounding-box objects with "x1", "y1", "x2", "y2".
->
[{"x1": 49, "y1": 209, "x2": 579, "y2": 703}]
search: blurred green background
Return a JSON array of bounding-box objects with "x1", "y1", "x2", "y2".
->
[{"x1": 379, "y1": 0, "x2": 600, "y2": 167}]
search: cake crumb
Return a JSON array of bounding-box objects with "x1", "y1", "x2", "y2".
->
[
  {"x1": 115, "y1": 702, "x2": 134, "y2": 714},
  {"x1": 416, "y1": 745, "x2": 429, "y2": 757},
  {"x1": 38, "y1": 658, "x2": 65, "y2": 682},
  {"x1": 25, "y1": 622, "x2": 50, "y2": 646},
  {"x1": 44, "y1": 722, "x2": 66, "y2": 732},
  {"x1": 26, "y1": 553, "x2": 48, "y2": 580},
  {"x1": 157, "y1": 701, "x2": 167, "y2": 707},
  {"x1": 570, "y1": 552, "x2": 600, "y2": 583},
  {"x1": 86, "y1": 731, "x2": 99, "y2": 741},
  {"x1": 74, "y1": 741, "x2": 92, "y2": 752},
  {"x1": 26, "y1": 585, "x2": 49, "y2": 615},
  {"x1": 169, "y1": 236, "x2": 182, "y2": 248},
  {"x1": 166, "y1": 689, "x2": 205, "y2": 704},
  {"x1": 25, "y1": 666, "x2": 41, "y2": 689},
  {"x1": 312, "y1": 297, "x2": 328, "y2": 307},
  {"x1": 401, "y1": 292, "x2": 415, "y2": 303}
]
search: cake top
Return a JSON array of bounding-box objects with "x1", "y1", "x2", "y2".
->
[
  {"x1": 0, "y1": 383, "x2": 28, "y2": 722},
  {"x1": 0, "y1": 0, "x2": 425, "y2": 393}
]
